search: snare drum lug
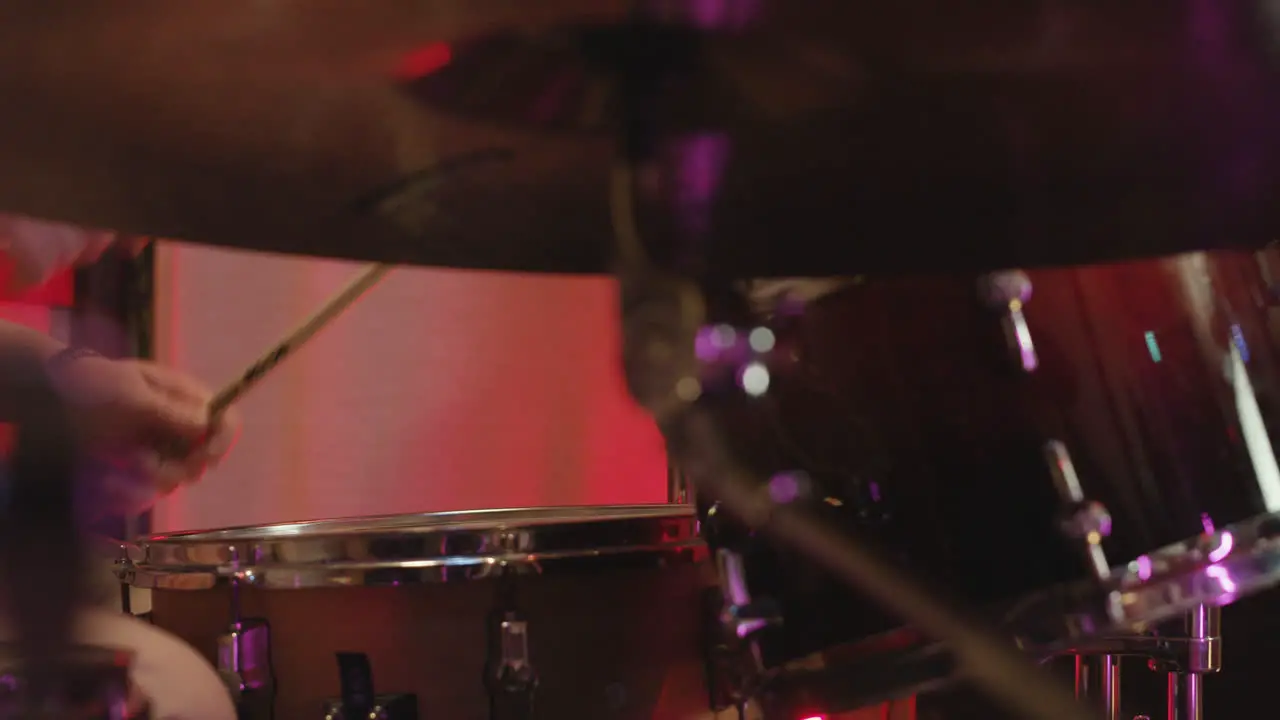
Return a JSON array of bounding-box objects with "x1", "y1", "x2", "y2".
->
[
  {"x1": 485, "y1": 609, "x2": 538, "y2": 720},
  {"x1": 217, "y1": 619, "x2": 275, "y2": 719}
]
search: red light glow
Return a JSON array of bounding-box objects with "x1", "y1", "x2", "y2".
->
[{"x1": 394, "y1": 42, "x2": 452, "y2": 80}]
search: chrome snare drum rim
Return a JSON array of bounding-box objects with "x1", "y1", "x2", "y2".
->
[{"x1": 118, "y1": 505, "x2": 705, "y2": 590}]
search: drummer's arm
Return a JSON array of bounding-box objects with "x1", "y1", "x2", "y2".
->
[
  {"x1": 0, "y1": 318, "x2": 70, "y2": 419},
  {"x1": 0, "y1": 317, "x2": 64, "y2": 360}
]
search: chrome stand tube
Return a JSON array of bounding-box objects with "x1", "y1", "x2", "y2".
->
[
  {"x1": 1178, "y1": 604, "x2": 1220, "y2": 720},
  {"x1": 1075, "y1": 655, "x2": 1122, "y2": 720},
  {"x1": 1101, "y1": 656, "x2": 1121, "y2": 720},
  {"x1": 1181, "y1": 671, "x2": 1201, "y2": 720}
]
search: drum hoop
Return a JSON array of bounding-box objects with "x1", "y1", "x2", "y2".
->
[{"x1": 118, "y1": 504, "x2": 706, "y2": 590}]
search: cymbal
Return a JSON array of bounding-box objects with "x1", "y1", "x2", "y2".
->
[{"x1": 0, "y1": 1, "x2": 1277, "y2": 277}]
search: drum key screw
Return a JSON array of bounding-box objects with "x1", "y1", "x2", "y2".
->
[
  {"x1": 980, "y1": 269, "x2": 1038, "y2": 372},
  {"x1": 1045, "y1": 441, "x2": 1112, "y2": 581}
]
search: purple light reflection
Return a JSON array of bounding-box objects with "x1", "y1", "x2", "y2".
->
[
  {"x1": 1135, "y1": 555, "x2": 1153, "y2": 582},
  {"x1": 668, "y1": 135, "x2": 731, "y2": 247},
  {"x1": 768, "y1": 474, "x2": 801, "y2": 504},
  {"x1": 1201, "y1": 513, "x2": 1216, "y2": 534},
  {"x1": 687, "y1": 0, "x2": 761, "y2": 31},
  {"x1": 1207, "y1": 531, "x2": 1235, "y2": 563},
  {"x1": 1206, "y1": 565, "x2": 1238, "y2": 594}
]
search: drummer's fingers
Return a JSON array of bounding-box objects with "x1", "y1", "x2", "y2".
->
[
  {"x1": 203, "y1": 405, "x2": 241, "y2": 466},
  {"x1": 134, "y1": 451, "x2": 193, "y2": 495}
]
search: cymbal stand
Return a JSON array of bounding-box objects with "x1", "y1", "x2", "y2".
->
[
  {"x1": 609, "y1": 182, "x2": 1094, "y2": 720},
  {"x1": 1074, "y1": 654, "x2": 1122, "y2": 720},
  {"x1": 1163, "y1": 604, "x2": 1220, "y2": 720},
  {"x1": 1052, "y1": 603, "x2": 1221, "y2": 720}
]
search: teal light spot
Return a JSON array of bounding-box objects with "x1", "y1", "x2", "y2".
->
[{"x1": 1144, "y1": 331, "x2": 1162, "y2": 363}]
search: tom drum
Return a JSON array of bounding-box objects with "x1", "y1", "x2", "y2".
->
[{"x1": 696, "y1": 249, "x2": 1280, "y2": 712}]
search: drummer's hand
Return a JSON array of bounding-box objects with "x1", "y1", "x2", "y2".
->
[
  {"x1": 55, "y1": 354, "x2": 240, "y2": 511},
  {"x1": 0, "y1": 214, "x2": 150, "y2": 292}
]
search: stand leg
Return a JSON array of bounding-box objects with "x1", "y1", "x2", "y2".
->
[
  {"x1": 1182, "y1": 673, "x2": 1201, "y2": 720},
  {"x1": 1165, "y1": 603, "x2": 1220, "y2": 720},
  {"x1": 1074, "y1": 655, "x2": 1121, "y2": 720},
  {"x1": 1180, "y1": 603, "x2": 1220, "y2": 720},
  {"x1": 1101, "y1": 656, "x2": 1121, "y2": 720}
]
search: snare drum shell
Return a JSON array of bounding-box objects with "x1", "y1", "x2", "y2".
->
[
  {"x1": 134, "y1": 507, "x2": 714, "y2": 719},
  {"x1": 151, "y1": 563, "x2": 711, "y2": 719}
]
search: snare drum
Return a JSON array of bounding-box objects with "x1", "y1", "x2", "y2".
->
[
  {"x1": 700, "y1": 249, "x2": 1280, "y2": 711},
  {"x1": 119, "y1": 505, "x2": 710, "y2": 720}
]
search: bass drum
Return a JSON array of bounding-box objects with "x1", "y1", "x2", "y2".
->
[{"x1": 699, "y1": 249, "x2": 1280, "y2": 711}]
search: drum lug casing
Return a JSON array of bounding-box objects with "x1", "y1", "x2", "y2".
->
[
  {"x1": 485, "y1": 582, "x2": 538, "y2": 720},
  {"x1": 217, "y1": 619, "x2": 274, "y2": 720}
]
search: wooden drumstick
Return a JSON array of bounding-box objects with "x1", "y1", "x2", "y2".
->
[
  {"x1": 208, "y1": 263, "x2": 393, "y2": 417},
  {"x1": 161, "y1": 263, "x2": 392, "y2": 459}
]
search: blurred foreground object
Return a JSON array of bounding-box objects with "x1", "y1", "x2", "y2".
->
[
  {"x1": 0, "y1": 215, "x2": 145, "y2": 294},
  {"x1": 0, "y1": 2, "x2": 1277, "y2": 274},
  {"x1": 0, "y1": 344, "x2": 87, "y2": 716}
]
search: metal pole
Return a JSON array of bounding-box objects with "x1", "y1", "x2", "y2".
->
[
  {"x1": 1101, "y1": 655, "x2": 1121, "y2": 720},
  {"x1": 1181, "y1": 604, "x2": 1221, "y2": 720}
]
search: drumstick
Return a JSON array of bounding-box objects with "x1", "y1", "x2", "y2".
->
[
  {"x1": 208, "y1": 263, "x2": 393, "y2": 418},
  {"x1": 158, "y1": 262, "x2": 391, "y2": 463}
]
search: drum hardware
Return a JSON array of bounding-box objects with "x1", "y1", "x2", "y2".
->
[
  {"x1": 716, "y1": 549, "x2": 783, "y2": 642},
  {"x1": 1073, "y1": 655, "x2": 1121, "y2": 720},
  {"x1": 1044, "y1": 441, "x2": 1113, "y2": 584},
  {"x1": 323, "y1": 652, "x2": 417, "y2": 720},
  {"x1": 609, "y1": 155, "x2": 1091, "y2": 719},
  {"x1": 1052, "y1": 604, "x2": 1221, "y2": 720},
  {"x1": 216, "y1": 566, "x2": 275, "y2": 720},
  {"x1": 700, "y1": 585, "x2": 751, "y2": 717},
  {"x1": 700, "y1": 547, "x2": 777, "y2": 718},
  {"x1": 216, "y1": 617, "x2": 273, "y2": 719},
  {"x1": 484, "y1": 578, "x2": 537, "y2": 720},
  {"x1": 1167, "y1": 604, "x2": 1220, "y2": 720},
  {"x1": 981, "y1": 270, "x2": 1039, "y2": 372}
]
